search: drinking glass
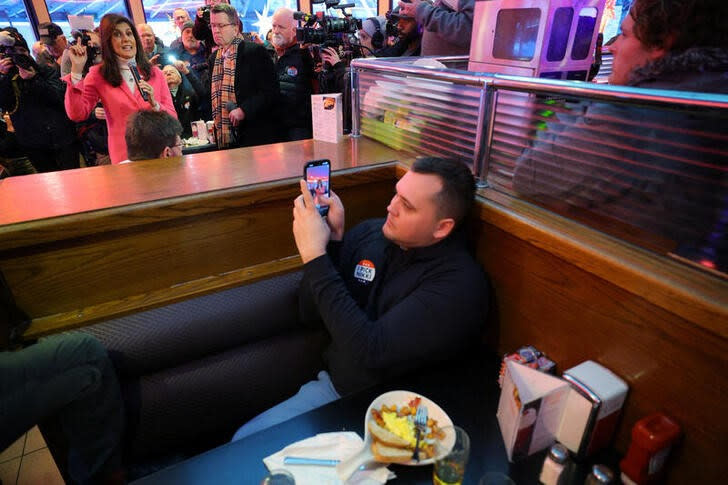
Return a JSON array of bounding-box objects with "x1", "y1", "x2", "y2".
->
[
  {"x1": 433, "y1": 425, "x2": 470, "y2": 485},
  {"x1": 260, "y1": 468, "x2": 295, "y2": 485}
]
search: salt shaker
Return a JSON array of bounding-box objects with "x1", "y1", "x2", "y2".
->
[
  {"x1": 584, "y1": 464, "x2": 615, "y2": 485},
  {"x1": 540, "y1": 443, "x2": 569, "y2": 485}
]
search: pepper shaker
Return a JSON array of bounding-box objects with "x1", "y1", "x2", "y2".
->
[
  {"x1": 584, "y1": 464, "x2": 615, "y2": 485},
  {"x1": 540, "y1": 443, "x2": 569, "y2": 485}
]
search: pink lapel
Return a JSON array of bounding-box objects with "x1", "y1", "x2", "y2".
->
[{"x1": 118, "y1": 78, "x2": 143, "y2": 107}]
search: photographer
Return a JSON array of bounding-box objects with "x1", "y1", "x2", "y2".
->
[
  {"x1": 0, "y1": 28, "x2": 79, "y2": 172},
  {"x1": 38, "y1": 22, "x2": 67, "y2": 74},
  {"x1": 317, "y1": 18, "x2": 385, "y2": 132},
  {"x1": 376, "y1": 5, "x2": 421, "y2": 57},
  {"x1": 272, "y1": 7, "x2": 315, "y2": 141}
]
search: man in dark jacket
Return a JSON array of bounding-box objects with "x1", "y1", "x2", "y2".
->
[
  {"x1": 233, "y1": 157, "x2": 488, "y2": 439},
  {"x1": 0, "y1": 28, "x2": 79, "y2": 172},
  {"x1": 208, "y1": 4, "x2": 279, "y2": 148},
  {"x1": 271, "y1": 7, "x2": 315, "y2": 141}
]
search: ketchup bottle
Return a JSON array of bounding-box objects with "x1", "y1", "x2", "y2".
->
[{"x1": 620, "y1": 413, "x2": 681, "y2": 485}]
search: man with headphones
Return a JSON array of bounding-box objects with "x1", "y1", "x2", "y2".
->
[{"x1": 357, "y1": 16, "x2": 387, "y2": 56}]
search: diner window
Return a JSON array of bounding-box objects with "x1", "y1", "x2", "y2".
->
[
  {"x1": 546, "y1": 7, "x2": 573, "y2": 62},
  {"x1": 142, "y1": 0, "x2": 298, "y2": 47},
  {"x1": 312, "y1": 0, "x2": 376, "y2": 22},
  {"x1": 43, "y1": 0, "x2": 130, "y2": 35},
  {"x1": 0, "y1": 0, "x2": 35, "y2": 44},
  {"x1": 492, "y1": 8, "x2": 541, "y2": 61},
  {"x1": 571, "y1": 7, "x2": 597, "y2": 60}
]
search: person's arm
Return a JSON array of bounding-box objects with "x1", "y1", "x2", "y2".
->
[
  {"x1": 63, "y1": 70, "x2": 99, "y2": 122},
  {"x1": 183, "y1": 68, "x2": 206, "y2": 99},
  {"x1": 414, "y1": 0, "x2": 475, "y2": 48},
  {"x1": 237, "y1": 44, "x2": 279, "y2": 122},
  {"x1": 22, "y1": 65, "x2": 66, "y2": 110}
]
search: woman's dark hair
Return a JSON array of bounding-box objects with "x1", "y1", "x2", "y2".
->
[
  {"x1": 630, "y1": 0, "x2": 728, "y2": 52},
  {"x1": 99, "y1": 14, "x2": 151, "y2": 87}
]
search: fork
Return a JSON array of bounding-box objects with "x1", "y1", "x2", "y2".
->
[{"x1": 412, "y1": 405, "x2": 428, "y2": 462}]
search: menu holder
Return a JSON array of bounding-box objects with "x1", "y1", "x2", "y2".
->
[
  {"x1": 497, "y1": 360, "x2": 628, "y2": 462},
  {"x1": 311, "y1": 93, "x2": 343, "y2": 144}
]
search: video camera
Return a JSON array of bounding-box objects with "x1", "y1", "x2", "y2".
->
[
  {"x1": 294, "y1": 0, "x2": 361, "y2": 48},
  {"x1": 200, "y1": 5, "x2": 211, "y2": 24},
  {"x1": 70, "y1": 30, "x2": 101, "y2": 65},
  {"x1": 0, "y1": 29, "x2": 37, "y2": 72}
]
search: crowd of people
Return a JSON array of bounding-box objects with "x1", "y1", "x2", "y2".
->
[{"x1": 0, "y1": 0, "x2": 474, "y2": 173}]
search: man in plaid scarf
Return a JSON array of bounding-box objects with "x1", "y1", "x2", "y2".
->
[{"x1": 209, "y1": 4, "x2": 279, "y2": 148}]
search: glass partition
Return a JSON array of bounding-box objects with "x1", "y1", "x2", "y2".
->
[
  {"x1": 352, "y1": 57, "x2": 728, "y2": 275},
  {"x1": 489, "y1": 90, "x2": 727, "y2": 273},
  {"x1": 44, "y1": 0, "x2": 130, "y2": 35},
  {"x1": 353, "y1": 58, "x2": 484, "y2": 168},
  {"x1": 0, "y1": 0, "x2": 36, "y2": 43}
]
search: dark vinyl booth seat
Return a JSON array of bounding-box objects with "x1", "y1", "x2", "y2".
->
[{"x1": 40, "y1": 271, "x2": 327, "y2": 480}]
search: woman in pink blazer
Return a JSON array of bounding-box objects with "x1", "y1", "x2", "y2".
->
[{"x1": 64, "y1": 14, "x2": 177, "y2": 164}]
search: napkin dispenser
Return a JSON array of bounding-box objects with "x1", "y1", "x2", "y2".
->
[{"x1": 560, "y1": 361, "x2": 628, "y2": 459}]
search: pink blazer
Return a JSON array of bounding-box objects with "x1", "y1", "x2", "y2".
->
[{"x1": 64, "y1": 64, "x2": 177, "y2": 164}]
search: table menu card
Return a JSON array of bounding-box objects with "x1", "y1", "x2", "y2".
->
[{"x1": 312, "y1": 93, "x2": 343, "y2": 144}]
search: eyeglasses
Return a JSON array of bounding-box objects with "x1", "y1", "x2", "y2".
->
[{"x1": 210, "y1": 23, "x2": 234, "y2": 31}]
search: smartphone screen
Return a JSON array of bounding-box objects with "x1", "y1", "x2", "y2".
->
[{"x1": 304, "y1": 159, "x2": 331, "y2": 217}]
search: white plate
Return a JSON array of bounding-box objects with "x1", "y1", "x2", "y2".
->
[
  {"x1": 337, "y1": 390, "x2": 455, "y2": 481},
  {"x1": 364, "y1": 390, "x2": 455, "y2": 466}
]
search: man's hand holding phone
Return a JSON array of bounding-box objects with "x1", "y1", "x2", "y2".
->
[
  {"x1": 293, "y1": 179, "x2": 332, "y2": 264},
  {"x1": 318, "y1": 191, "x2": 344, "y2": 241}
]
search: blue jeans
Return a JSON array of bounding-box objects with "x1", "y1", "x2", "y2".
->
[
  {"x1": 0, "y1": 332, "x2": 124, "y2": 484},
  {"x1": 232, "y1": 370, "x2": 341, "y2": 441}
]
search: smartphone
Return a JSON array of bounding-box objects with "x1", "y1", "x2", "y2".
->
[{"x1": 304, "y1": 159, "x2": 331, "y2": 217}]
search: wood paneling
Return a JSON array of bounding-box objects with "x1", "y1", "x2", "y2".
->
[
  {"x1": 473, "y1": 199, "x2": 728, "y2": 484},
  {"x1": 0, "y1": 141, "x2": 401, "y2": 338}
]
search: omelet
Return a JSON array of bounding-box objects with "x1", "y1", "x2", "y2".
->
[{"x1": 381, "y1": 410, "x2": 416, "y2": 447}]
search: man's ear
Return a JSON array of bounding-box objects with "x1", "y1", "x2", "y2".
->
[
  {"x1": 161, "y1": 147, "x2": 172, "y2": 159},
  {"x1": 432, "y1": 218, "x2": 455, "y2": 241}
]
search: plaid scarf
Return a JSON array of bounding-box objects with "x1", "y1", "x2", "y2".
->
[{"x1": 211, "y1": 35, "x2": 242, "y2": 148}]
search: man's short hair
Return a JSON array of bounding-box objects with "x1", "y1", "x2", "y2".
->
[
  {"x1": 125, "y1": 110, "x2": 183, "y2": 161},
  {"x1": 211, "y1": 4, "x2": 239, "y2": 25},
  {"x1": 411, "y1": 157, "x2": 476, "y2": 227},
  {"x1": 631, "y1": 0, "x2": 728, "y2": 52}
]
